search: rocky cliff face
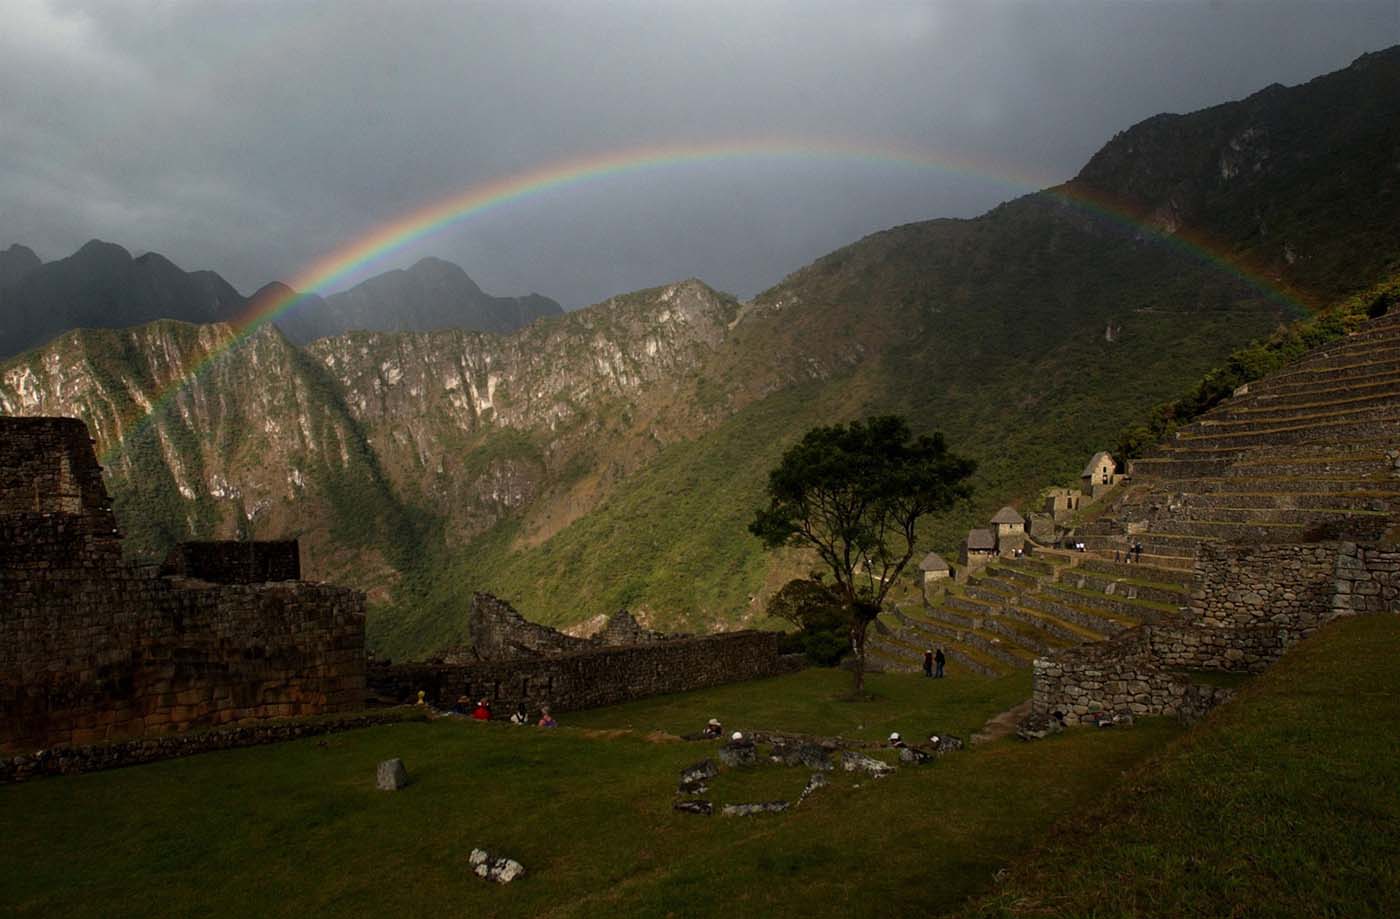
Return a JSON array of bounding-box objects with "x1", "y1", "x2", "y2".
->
[{"x1": 0, "y1": 279, "x2": 739, "y2": 594}]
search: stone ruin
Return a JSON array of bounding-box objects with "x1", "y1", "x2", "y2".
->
[
  {"x1": 371, "y1": 592, "x2": 802, "y2": 718},
  {"x1": 466, "y1": 593, "x2": 677, "y2": 661},
  {"x1": 0, "y1": 416, "x2": 367, "y2": 754}
]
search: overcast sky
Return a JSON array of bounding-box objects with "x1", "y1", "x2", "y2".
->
[{"x1": 3, "y1": 1, "x2": 1397, "y2": 308}]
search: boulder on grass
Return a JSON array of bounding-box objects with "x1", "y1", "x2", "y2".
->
[
  {"x1": 469, "y1": 848, "x2": 526, "y2": 884},
  {"x1": 678, "y1": 758, "x2": 719, "y2": 794},
  {"x1": 840, "y1": 750, "x2": 895, "y2": 778},
  {"x1": 376, "y1": 758, "x2": 409, "y2": 790},
  {"x1": 718, "y1": 738, "x2": 758, "y2": 768},
  {"x1": 673, "y1": 800, "x2": 715, "y2": 816}
]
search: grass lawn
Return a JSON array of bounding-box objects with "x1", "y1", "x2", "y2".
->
[
  {"x1": 964, "y1": 614, "x2": 1400, "y2": 919},
  {"x1": 0, "y1": 669, "x2": 1178, "y2": 919},
  {"x1": 565, "y1": 666, "x2": 1035, "y2": 742}
]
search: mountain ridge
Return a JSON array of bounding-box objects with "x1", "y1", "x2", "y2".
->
[
  {"x1": 0, "y1": 243, "x2": 562, "y2": 358},
  {"x1": 3, "y1": 48, "x2": 1398, "y2": 658}
]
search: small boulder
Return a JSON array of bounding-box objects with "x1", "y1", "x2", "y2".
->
[
  {"x1": 926, "y1": 734, "x2": 965, "y2": 755},
  {"x1": 678, "y1": 758, "x2": 719, "y2": 794},
  {"x1": 376, "y1": 758, "x2": 409, "y2": 791},
  {"x1": 898, "y1": 746, "x2": 933, "y2": 764},
  {"x1": 673, "y1": 799, "x2": 714, "y2": 816},
  {"x1": 469, "y1": 848, "x2": 526, "y2": 884},
  {"x1": 798, "y1": 743, "x2": 833, "y2": 771},
  {"x1": 718, "y1": 738, "x2": 758, "y2": 768},
  {"x1": 840, "y1": 750, "x2": 895, "y2": 778}
]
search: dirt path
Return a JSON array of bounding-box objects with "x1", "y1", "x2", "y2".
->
[{"x1": 970, "y1": 699, "x2": 1033, "y2": 746}]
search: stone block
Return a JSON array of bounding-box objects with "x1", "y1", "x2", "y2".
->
[{"x1": 376, "y1": 758, "x2": 409, "y2": 791}]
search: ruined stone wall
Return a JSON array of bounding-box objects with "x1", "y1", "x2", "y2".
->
[
  {"x1": 467, "y1": 592, "x2": 597, "y2": 660},
  {"x1": 2, "y1": 562, "x2": 366, "y2": 752},
  {"x1": 1, "y1": 416, "x2": 367, "y2": 753},
  {"x1": 369, "y1": 631, "x2": 802, "y2": 717}
]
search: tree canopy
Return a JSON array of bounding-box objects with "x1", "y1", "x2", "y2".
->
[{"x1": 750, "y1": 415, "x2": 974, "y2": 689}]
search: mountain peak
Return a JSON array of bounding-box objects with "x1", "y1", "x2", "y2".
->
[
  {"x1": 74, "y1": 239, "x2": 132, "y2": 261},
  {"x1": 0, "y1": 244, "x2": 42, "y2": 289}
]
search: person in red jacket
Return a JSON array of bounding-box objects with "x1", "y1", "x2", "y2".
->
[{"x1": 471, "y1": 698, "x2": 492, "y2": 720}]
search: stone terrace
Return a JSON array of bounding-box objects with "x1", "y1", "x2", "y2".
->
[
  {"x1": 869, "y1": 309, "x2": 1400, "y2": 677},
  {"x1": 1089, "y1": 309, "x2": 1400, "y2": 567},
  {"x1": 868, "y1": 550, "x2": 1192, "y2": 677}
]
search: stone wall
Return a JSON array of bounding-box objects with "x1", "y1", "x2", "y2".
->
[
  {"x1": 370, "y1": 630, "x2": 802, "y2": 716},
  {"x1": 1031, "y1": 627, "x2": 1238, "y2": 726},
  {"x1": 159, "y1": 540, "x2": 301, "y2": 583},
  {"x1": 2, "y1": 710, "x2": 424, "y2": 784},
  {"x1": 1031, "y1": 540, "x2": 1400, "y2": 728},
  {"x1": 1332, "y1": 542, "x2": 1400, "y2": 615},
  {"x1": 467, "y1": 592, "x2": 597, "y2": 660},
  {"x1": 1, "y1": 416, "x2": 367, "y2": 754},
  {"x1": 1156, "y1": 542, "x2": 1341, "y2": 672}
]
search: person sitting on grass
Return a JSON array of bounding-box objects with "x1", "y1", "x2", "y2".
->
[
  {"x1": 509, "y1": 702, "x2": 529, "y2": 725},
  {"x1": 702, "y1": 718, "x2": 723, "y2": 738},
  {"x1": 537, "y1": 707, "x2": 558, "y2": 728},
  {"x1": 888, "y1": 731, "x2": 907, "y2": 749},
  {"x1": 472, "y1": 698, "x2": 492, "y2": 721}
]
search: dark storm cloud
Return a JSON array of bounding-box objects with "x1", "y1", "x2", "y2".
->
[{"x1": 2, "y1": 1, "x2": 1396, "y2": 308}]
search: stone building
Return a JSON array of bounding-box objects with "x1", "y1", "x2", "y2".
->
[
  {"x1": 918, "y1": 552, "x2": 950, "y2": 598},
  {"x1": 959, "y1": 528, "x2": 997, "y2": 576},
  {"x1": 1043, "y1": 487, "x2": 1084, "y2": 522},
  {"x1": 989, "y1": 506, "x2": 1026, "y2": 557},
  {"x1": 0, "y1": 417, "x2": 366, "y2": 753},
  {"x1": 1081, "y1": 451, "x2": 1121, "y2": 499}
]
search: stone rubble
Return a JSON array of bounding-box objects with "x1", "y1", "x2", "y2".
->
[
  {"x1": 469, "y1": 848, "x2": 526, "y2": 884},
  {"x1": 840, "y1": 750, "x2": 896, "y2": 778}
]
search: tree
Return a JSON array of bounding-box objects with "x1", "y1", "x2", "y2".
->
[
  {"x1": 750, "y1": 415, "x2": 974, "y2": 693},
  {"x1": 766, "y1": 575, "x2": 849, "y2": 667}
]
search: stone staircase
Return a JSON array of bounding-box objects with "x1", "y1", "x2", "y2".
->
[{"x1": 868, "y1": 308, "x2": 1400, "y2": 678}]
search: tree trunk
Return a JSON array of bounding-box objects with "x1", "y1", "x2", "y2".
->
[{"x1": 850, "y1": 618, "x2": 868, "y2": 694}]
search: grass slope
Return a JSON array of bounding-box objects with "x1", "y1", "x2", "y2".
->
[
  {"x1": 965, "y1": 614, "x2": 1400, "y2": 919},
  {"x1": 1, "y1": 670, "x2": 1176, "y2": 919}
]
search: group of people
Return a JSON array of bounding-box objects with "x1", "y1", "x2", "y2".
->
[
  {"x1": 922, "y1": 647, "x2": 946, "y2": 678},
  {"x1": 1115, "y1": 541, "x2": 1145, "y2": 564},
  {"x1": 452, "y1": 696, "x2": 557, "y2": 727}
]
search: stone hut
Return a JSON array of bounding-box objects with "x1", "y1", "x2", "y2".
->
[
  {"x1": 959, "y1": 528, "x2": 996, "y2": 576},
  {"x1": 1081, "y1": 451, "x2": 1121, "y2": 499},
  {"x1": 989, "y1": 506, "x2": 1026, "y2": 557},
  {"x1": 918, "y1": 552, "x2": 950, "y2": 598}
]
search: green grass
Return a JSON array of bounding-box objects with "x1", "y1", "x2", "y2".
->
[
  {"x1": 964, "y1": 614, "x2": 1400, "y2": 919},
  {"x1": 566, "y1": 667, "x2": 1034, "y2": 742},
  {"x1": 0, "y1": 670, "x2": 1177, "y2": 919}
]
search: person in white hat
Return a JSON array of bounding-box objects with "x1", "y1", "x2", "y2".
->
[{"x1": 888, "y1": 731, "x2": 907, "y2": 749}]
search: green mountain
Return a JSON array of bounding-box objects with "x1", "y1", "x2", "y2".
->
[{"x1": 4, "y1": 47, "x2": 1399, "y2": 659}]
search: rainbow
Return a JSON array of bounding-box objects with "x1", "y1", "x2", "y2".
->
[{"x1": 99, "y1": 137, "x2": 1306, "y2": 463}]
